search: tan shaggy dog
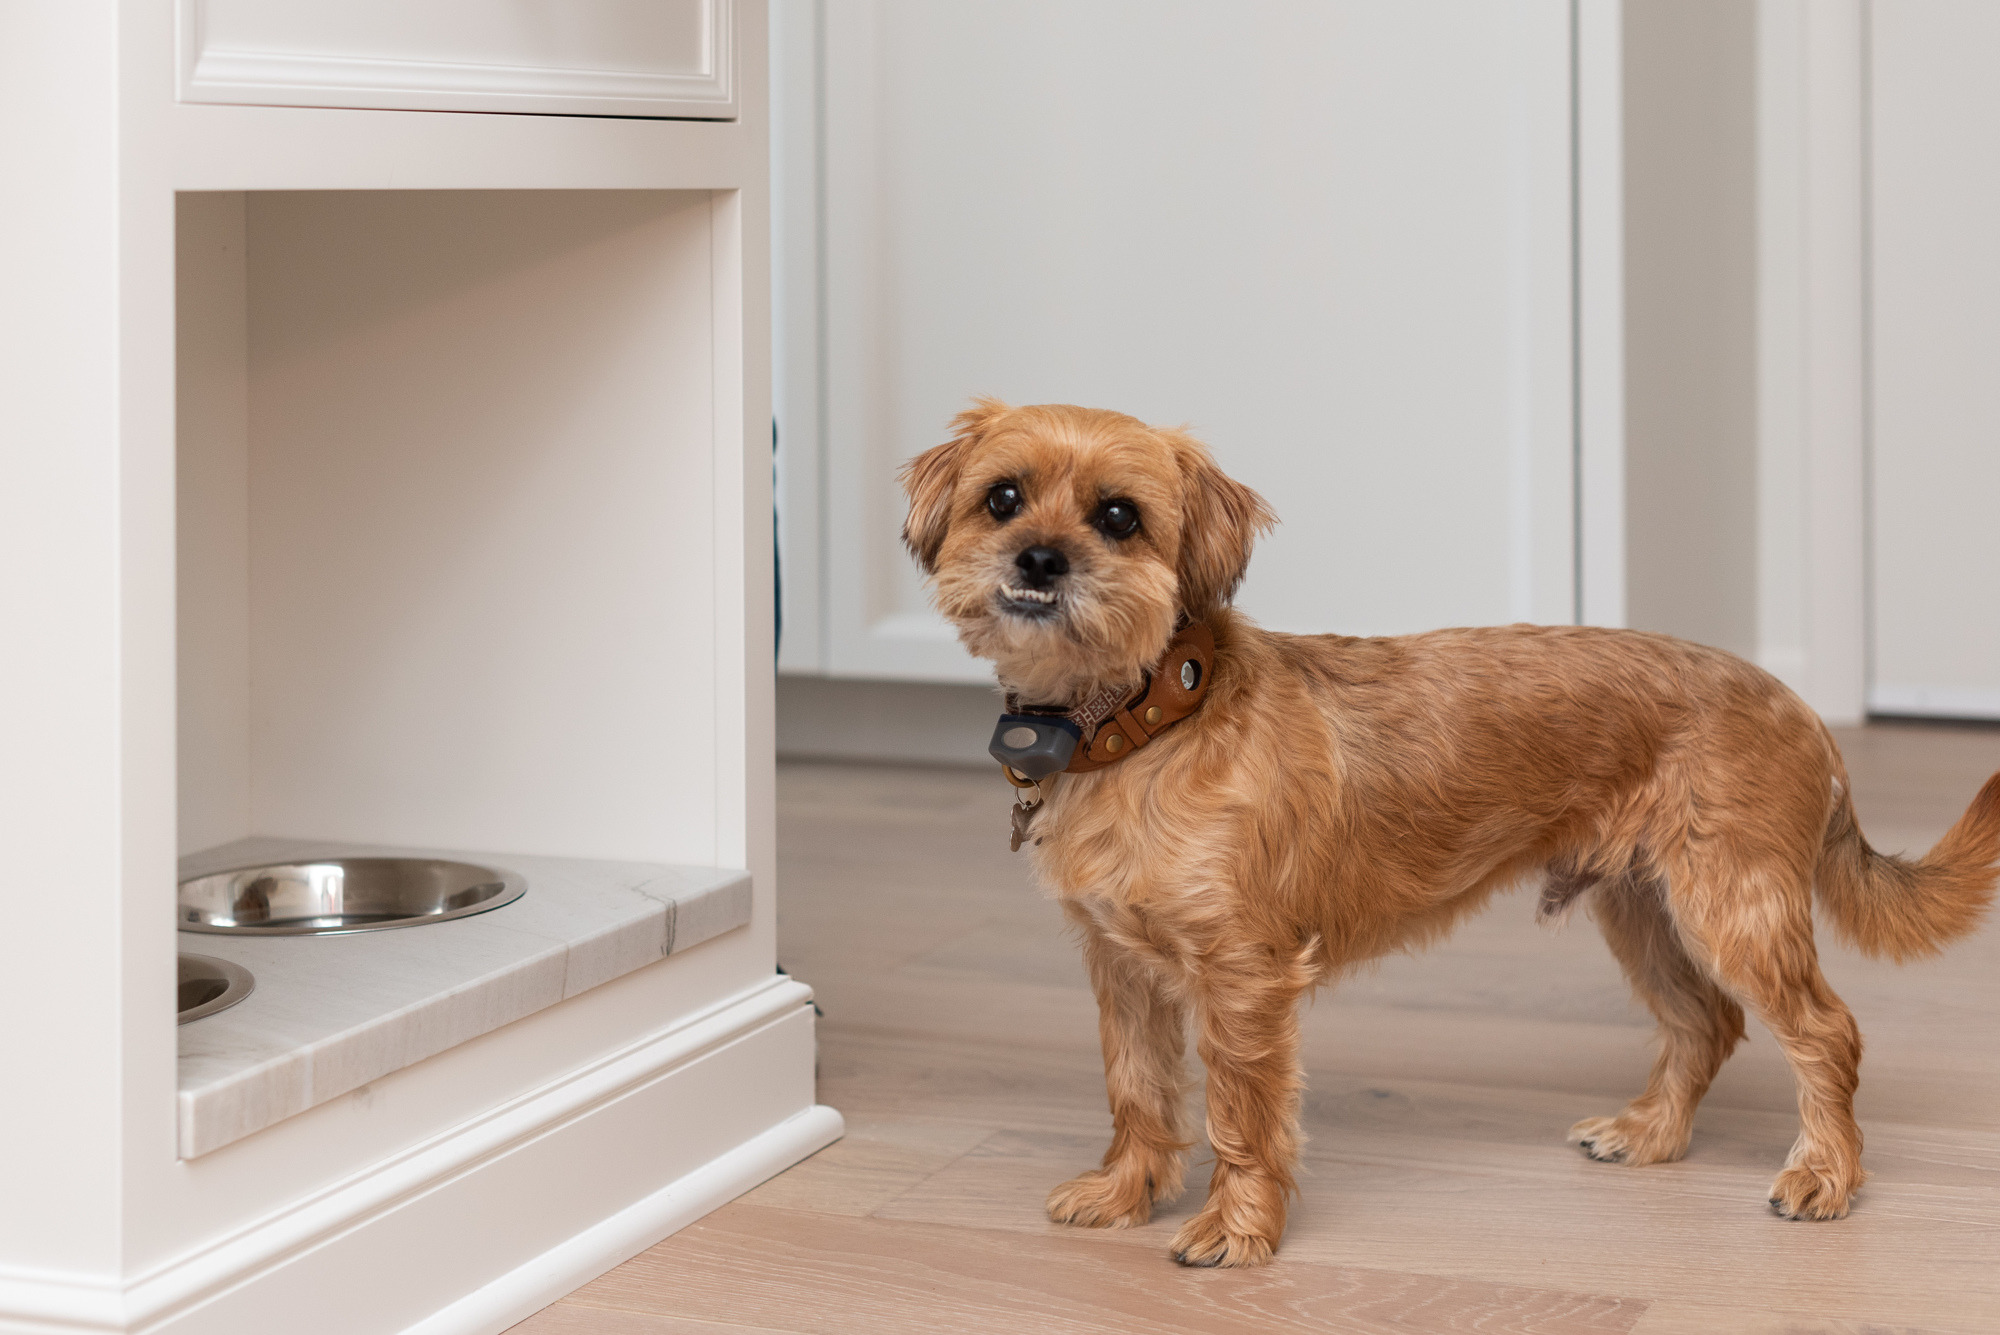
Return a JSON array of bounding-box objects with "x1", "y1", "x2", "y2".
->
[{"x1": 899, "y1": 398, "x2": 2000, "y2": 1268}]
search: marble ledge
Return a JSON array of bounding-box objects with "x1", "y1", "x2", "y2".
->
[{"x1": 176, "y1": 836, "x2": 752, "y2": 1159}]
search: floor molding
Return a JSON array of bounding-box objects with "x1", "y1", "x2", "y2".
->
[
  {"x1": 407, "y1": 1104, "x2": 844, "y2": 1335},
  {"x1": 777, "y1": 674, "x2": 997, "y2": 766},
  {"x1": 1869, "y1": 682, "x2": 2000, "y2": 723},
  {"x1": 0, "y1": 982, "x2": 836, "y2": 1335}
]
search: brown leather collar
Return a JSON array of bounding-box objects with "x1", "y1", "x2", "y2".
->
[{"x1": 1004, "y1": 620, "x2": 1216, "y2": 774}]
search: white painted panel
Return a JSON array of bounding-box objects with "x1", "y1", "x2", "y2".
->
[
  {"x1": 811, "y1": 1, "x2": 1576, "y2": 683},
  {"x1": 180, "y1": 0, "x2": 735, "y2": 118},
  {"x1": 0, "y1": 2, "x2": 129, "y2": 1277},
  {"x1": 238, "y1": 190, "x2": 719, "y2": 862},
  {"x1": 1868, "y1": 1, "x2": 2000, "y2": 719}
]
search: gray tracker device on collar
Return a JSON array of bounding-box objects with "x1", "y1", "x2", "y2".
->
[{"x1": 989, "y1": 713, "x2": 1080, "y2": 781}]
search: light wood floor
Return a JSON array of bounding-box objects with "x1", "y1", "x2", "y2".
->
[{"x1": 513, "y1": 722, "x2": 2000, "y2": 1335}]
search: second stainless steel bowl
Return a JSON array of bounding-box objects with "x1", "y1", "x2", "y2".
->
[
  {"x1": 178, "y1": 953, "x2": 255, "y2": 1023},
  {"x1": 178, "y1": 857, "x2": 527, "y2": 935}
]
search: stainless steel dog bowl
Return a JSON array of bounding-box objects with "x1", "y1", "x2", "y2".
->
[
  {"x1": 179, "y1": 954, "x2": 255, "y2": 1024},
  {"x1": 178, "y1": 857, "x2": 527, "y2": 935}
]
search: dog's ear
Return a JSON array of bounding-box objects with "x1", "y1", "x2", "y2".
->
[
  {"x1": 1166, "y1": 428, "x2": 1275, "y2": 616},
  {"x1": 899, "y1": 397, "x2": 1011, "y2": 573}
]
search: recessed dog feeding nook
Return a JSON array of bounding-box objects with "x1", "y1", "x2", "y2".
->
[
  {"x1": 5, "y1": 6, "x2": 834, "y2": 1334},
  {"x1": 173, "y1": 838, "x2": 752, "y2": 1158}
]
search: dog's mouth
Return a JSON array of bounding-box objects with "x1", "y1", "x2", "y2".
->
[{"x1": 996, "y1": 583, "x2": 1061, "y2": 618}]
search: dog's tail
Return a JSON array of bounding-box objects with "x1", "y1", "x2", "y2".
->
[{"x1": 1814, "y1": 756, "x2": 2000, "y2": 963}]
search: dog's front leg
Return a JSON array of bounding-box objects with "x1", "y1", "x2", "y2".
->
[
  {"x1": 1171, "y1": 948, "x2": 1309, "y2": 1267},
  {"x1": 1047, "y1": 904, "x2": 1192, "y2": 1229}
]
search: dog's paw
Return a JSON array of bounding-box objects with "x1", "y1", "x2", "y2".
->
[
  {"x1": 1767, "y1": 1160, "x2": 1861, "y2": 1220},
  {"x1": 1168, "y1": 1209, "x2": 1276, "y2": 1268},
  {"x1": 1567, "y1": 1113, "x2": 1689, "y2": 1166},
  {"x1": 1046, "y1": 1168, "x2": 1156, "y2": 1229}
]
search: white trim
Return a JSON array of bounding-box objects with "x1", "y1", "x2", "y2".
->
[
  {"x1": 0, "y1": 980, "x2": 832, "y2": 1334},
  {"x1": 403, "y1": 1103, "x2": 845, "y2": 1335},
  {"x1": 1574, "y1": 0, "x2": 1625, "y2": 628},
  {"x1": 1867, "y1": 683, "x2": 2000, "y2": 723},
  {"x1": 177, "y1": 0, "x2": 737, "y2": 120}
]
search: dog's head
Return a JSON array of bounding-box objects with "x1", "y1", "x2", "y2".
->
[{"x1": 900, "y1": 399, "x2": 1274, "y2": 702}]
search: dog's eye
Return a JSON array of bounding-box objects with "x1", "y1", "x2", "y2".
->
[
  {"x1": 1094, "y1": 498, "x2": 1141, "y2": 539},
  {"x1": 987, "y1": 481, "x2": 1023, "y2": 520}
]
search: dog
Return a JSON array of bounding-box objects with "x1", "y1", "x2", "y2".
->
[{"x1": 898, "y1": 398, "x2": 2000, "y2": 1268}]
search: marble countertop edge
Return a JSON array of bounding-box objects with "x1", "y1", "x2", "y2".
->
[{"x1": 175, "y1": 837, "x2": 753, "y2": 1157}]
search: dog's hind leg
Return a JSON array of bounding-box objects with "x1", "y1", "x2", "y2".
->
[
  {"x1": 1662, "y1": 846, "x2": 1867, "y2": 1219},
  {"x1": 1047, "y1": 905, "x2": 1192, "y2": 1229},
  {"x1": 1570, "y1": 872, "x2": 1746, "y2": 1165},
  {"x1": 1648, "y1": 835, "x2": 1864, "y2": 1223}
]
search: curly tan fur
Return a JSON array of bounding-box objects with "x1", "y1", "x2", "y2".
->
[{"x1": 902, "y1": 401, "x2": 2000, "y2": 1267}]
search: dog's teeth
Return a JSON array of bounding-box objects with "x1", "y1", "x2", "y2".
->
[{"x1": 1001, "y1": 585, "x2": 1056, "y2": 604}]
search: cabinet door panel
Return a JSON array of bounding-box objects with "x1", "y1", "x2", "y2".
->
[
  {"x1": 805, "y1": 0, "x2": 1574, "y2": 682},
  {"x1": 1869, "y1": 0, "x2": 2000, "y2": 718}
]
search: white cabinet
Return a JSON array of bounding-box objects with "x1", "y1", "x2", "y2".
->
[
  {"x1": 180, "y1": 0, "x2": 736, "y2": 118},
  {"x1": 777, "y1": 1, "x2": 1596, "y2": 683},
  {"x1": 1867, "y1": 1, "x2": 2000, "y2": 719},
  {"x1": 0, "y1": 5, "x2": 838, "y2": 1331}
]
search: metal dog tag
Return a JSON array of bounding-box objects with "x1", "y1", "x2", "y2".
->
[
  {"x1": 1009, "y1": 799, "x2": 1039, "y2": 852},
  {"x1": 988, "y1": 713, "x2": 1080, "y2": 781}
]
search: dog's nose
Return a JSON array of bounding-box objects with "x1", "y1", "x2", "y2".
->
[{"x1": 1015, "y1": 545, "x2": 1070, "y2": 589}]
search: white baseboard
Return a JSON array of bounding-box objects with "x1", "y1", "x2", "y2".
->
[
  {"x1": 405, "y1": 1103, "x2": 845, "y2": 1335},
  {"x1": 1868, "y1": 682, "x2": 2000, "y2": 722},
  {"x1": 777, "y1": 673, "x2": 998, "y2": 765},
  {"x1": 0, "y1": 982, "x2": 838, "y2": 1335}
]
